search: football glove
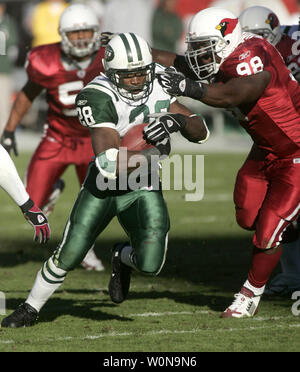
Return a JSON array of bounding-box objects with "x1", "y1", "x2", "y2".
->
[
  {"x1": 20, "y1": 199, "x2": 51, "y2": 244},
  {"x1": 154, "y1": 136, "x2": 171, "y2": 157},
  {"x1": 141, "y1": 137, "x2": 171, "y2": 161},
  {"x1": 143, "y1": 113, "x2": 186, "y2": 143},
  {"x1": 156, "y1": 67, "x2": 206, "y2": 99},
  {"x1": 1, "y1": 130, "x2": 18, "y2": 156},
  {"x1": 100, "y1": 31, "x2": 117, "y2": 47}
]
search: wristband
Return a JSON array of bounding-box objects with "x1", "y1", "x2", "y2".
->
[
  {"x1": 20, "y1": 198, "x2": 34, "y2": 213},
  {"x1": 186, "y1": 80, "x2": 207, "y2": 100}
]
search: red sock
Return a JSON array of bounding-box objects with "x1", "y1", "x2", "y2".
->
[{"x1": 248, "y1": 246, "x2": 282, "y2": 288}]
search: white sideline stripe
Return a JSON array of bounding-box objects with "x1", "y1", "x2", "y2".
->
[
  {"x1": 1, "y1": 323, "x2": 300, "y2": 344},
  {"x1": 128, "y1": 310, "x2": 211, "y2": 317}
]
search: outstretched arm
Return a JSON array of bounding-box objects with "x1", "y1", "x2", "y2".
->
[
  {"x1": 0, "y1": 145, "x2": 50, "y2": 243},
  {"x1": 143, "y1": 99, "x2": 209, "y2": 145},
  {"x1": 1, "y1": 80, "x2": 43, "y2": 155},
  {"x1": 157, "y1": 68, "x2": 271, "y2": 107}
]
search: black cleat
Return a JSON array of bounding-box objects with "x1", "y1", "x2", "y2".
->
[
  {"x1": 109, "y1": 242, "x2": 132, "y2": 304},
  {"x1": 1, "y1": 303, "x2": 38, "y2": 328}
]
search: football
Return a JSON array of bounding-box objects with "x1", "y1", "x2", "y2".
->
[{"x1": 121, "y1": 123, "x2": 153, "y2": 151}]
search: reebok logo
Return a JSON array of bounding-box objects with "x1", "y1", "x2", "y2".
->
[
  {"x1": 179, "y1": 80, "x2": 186, "y2": 92},
  {"x1": 37, "y1": 215, "x2": 45, "y2": 223}
]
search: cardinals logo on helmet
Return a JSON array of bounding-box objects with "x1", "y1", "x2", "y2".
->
[
  {"x1": 265, "y1": 13, "x2": 279, "y2": 30},
  {"x1": 216, "y1": 18, "x2": 238, "y2": 37}
]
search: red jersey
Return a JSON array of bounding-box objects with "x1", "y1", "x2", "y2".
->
[
  {"x1": 219, "y1": 33, "x2": 300, "y2": 157},
  {"x1": 276, "y1": 30, "x2": 300, "y2": 77},
  {"x1": 26, "y1": 43, "x2": 105, "y2": 137}
]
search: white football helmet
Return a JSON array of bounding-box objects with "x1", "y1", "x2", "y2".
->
[
  {"x1": 59, "y1": 4, "x2": 100, "y2": 58},
  {"x1": 185, "y1": 8, "x2": 242, "y2": 80},
  {"x1": 103, "y1": 33, "x2": 155, "y2": 105},
  {"x1": 239, "y1": 6, "x2": 282, "y2": 45}
]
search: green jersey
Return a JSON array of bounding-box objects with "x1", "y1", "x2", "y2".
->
[{"x1": 75, "y1": 63, "x2": 176, "y2": 137}]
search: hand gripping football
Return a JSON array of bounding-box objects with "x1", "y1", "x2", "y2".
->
[{"x1": 121, "y1": 123, "x2": 153, "y2": 151}]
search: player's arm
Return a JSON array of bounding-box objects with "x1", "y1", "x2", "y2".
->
[
  {"x1": 157, "y1": 68, "x2": 271, "y2": 107},
  {"x1": 91, "y1": 126, "x2": 169, "y2": 179},
  {"x1": 76, "y1": 88, "x2": 169, "y2": 179},
  {"x1": 1, "y1": 80, "x2": 43, "y2": 155},
  {"x1": 0, "y1": 144, "x2": 50, "y2": 243},
  {"x1": 144, "y1": 100, "x2": 209, "y2": 144},
  {"x1": 152, "y1": 49, "x2": 196, "y2": 79},
  {"x1": 91, "y1": 126, "x2": 136, "y2": 177},
  {"x1": 200, "y1": 72, "x2": 270, "y2": 107}
]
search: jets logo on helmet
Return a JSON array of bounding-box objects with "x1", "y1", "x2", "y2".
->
[
  {"x1": 103, "y1": 33, "x2": 155, "y2": 106},
  {"x1": 105, "y1": 45, "x2": 114, "y2": 62},
  {"x1": 216, "y1": 18, "x2": 238, "y2": 37}
]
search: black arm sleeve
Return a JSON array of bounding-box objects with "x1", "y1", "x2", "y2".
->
[
  {"x1": 22, "y1": 80, "x2": 44, "y2": 102},
  {"x1": 173, "y1": 55, "x2": 198, "y2": 80}
]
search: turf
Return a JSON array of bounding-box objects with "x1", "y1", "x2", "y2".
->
[{"x1": 0, "y1": 151, "x2": 299, "y2": 353}]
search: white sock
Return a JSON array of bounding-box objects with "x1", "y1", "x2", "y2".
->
[
  {"x1": 120, "y1": 245, "x2": 137, "y2": 270},
  {"x1": 243, "y1": 279, "x2": 265, "y2": 297},
  {"x1": 26, "y1": 258, "x2": 67, "y2": 312},
  {"x1": 280, "y1": 240, "x2": 300, "y2": 274}
]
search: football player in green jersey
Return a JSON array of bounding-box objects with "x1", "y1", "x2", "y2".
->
[{"x1": 1, "y1": 33, "x2": 209, "y2": 327}]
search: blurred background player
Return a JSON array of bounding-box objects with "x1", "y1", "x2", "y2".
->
[
  {"x1": 239, "y1": 5, "x2": 300, "y2": 296},
  {"x1": 151, "y1": 0, "x2": 183, "y2": 53},
  {"x1": 0, "y1": 144, "x2": 50, "y2": 244},
  {"x1": 239, "y1": 5, "x2": 300, "y2": 81},
  {"x1": 30, "y1": 0, "x2": 68, "y2": 48},
  {"x1": 0, "y1": 3, "x2": 105, "y2": 272}
]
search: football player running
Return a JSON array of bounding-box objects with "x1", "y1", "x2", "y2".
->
[
  {"x1": 0, "y1": 144, "x2": 50, "y2": 244},
  {"x1": 239, "y1": 5, "x2": 300, "y2": 296},
  {"x1": 1, "y1": 33, "x2": 209, "y2": 327},
  {"x1": 0, "y1": 4, "x2": 104, "y2": 271},
  {"x1": 144, "y1": 7, "x2": 300, "y2": 318}
]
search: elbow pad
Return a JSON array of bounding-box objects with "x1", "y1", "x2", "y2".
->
[{"x1": 95, "y1": 148, "x2": 119, "y2": 180}]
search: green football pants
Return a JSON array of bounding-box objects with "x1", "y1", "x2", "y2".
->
[{"x1": 52, "y1": 187, "x2": 170, "y2": 275}]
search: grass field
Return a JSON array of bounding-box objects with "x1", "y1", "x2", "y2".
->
[{"x1": 0, "y1": 150, "x2": 300, "y2": 353}]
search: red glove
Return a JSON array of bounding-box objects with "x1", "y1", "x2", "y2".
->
[{"x1": 20, "y1": 199, "x2": 51, "y2": 244}]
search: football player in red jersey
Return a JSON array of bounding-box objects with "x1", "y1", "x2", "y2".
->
[
  {"x1": 0, "y1": 3, "x2": 105, "y2": 271},
  {"x1": 239, "y1": 6, "x2": 300, "y2": 82},
  {"x1": 238, "y1": 6, "x2": 300, "y2": 296},
  {"x1": 145, "y1": 7, "x2": 300, "y2": 317}
]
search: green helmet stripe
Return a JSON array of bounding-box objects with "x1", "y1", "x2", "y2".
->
[
  {"x1": 130, "y1": 33, "x2": 142, "y2": 61},
  {"x1": 119, "y1": 33, "x2": 133, "y2": 62}
]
